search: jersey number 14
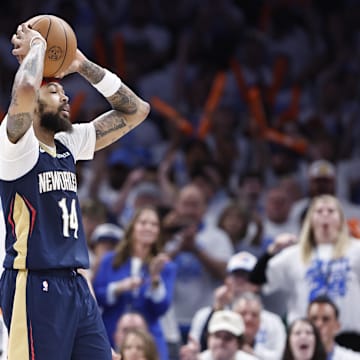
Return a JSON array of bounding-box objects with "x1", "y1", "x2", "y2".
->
[{"x1": 58, "y1": 198, "x2": 79, "y2": 239}]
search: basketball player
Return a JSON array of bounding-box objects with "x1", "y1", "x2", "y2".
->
[{"x1": 0, "y1": 23, "x2": 150, "y2": 360}]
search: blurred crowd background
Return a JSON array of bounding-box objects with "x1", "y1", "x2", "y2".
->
[{"x1": 2, "y1": 0, "x2": 360, "y2": 212}]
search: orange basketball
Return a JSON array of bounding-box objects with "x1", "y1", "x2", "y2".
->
[{"x1": 26, "y1": 15, "x2": 77, "y2": 77}]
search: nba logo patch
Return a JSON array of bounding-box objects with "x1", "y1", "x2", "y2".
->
[{"x1": 42, "y1": 280, "x2": 49, "y2": 292}]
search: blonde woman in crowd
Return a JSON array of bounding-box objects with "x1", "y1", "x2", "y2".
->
[{"x1": 250, "y1": 194, "x2": 360, "y2": 351}]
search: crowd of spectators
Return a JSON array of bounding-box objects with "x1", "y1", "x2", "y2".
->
[{"x1": 2, "y1": 0, "x2": 360, "y2": 359}]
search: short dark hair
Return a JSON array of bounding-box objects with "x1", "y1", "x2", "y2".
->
[{"x1": 308, "y1": 294, "x2": 339, "y2": 319}]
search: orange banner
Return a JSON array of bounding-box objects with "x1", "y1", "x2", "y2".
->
[
  {"x1": 151, "y1": 97, "x2": 194, "y2": 135},
  {"x1": 198, "y1": 71, "x2": 226, "y2": 139},
  {"x1": 247, "y1": 86, "x2": 268, "y2": 134},
  {"x1": 265, "y1": 128, "x2": 308, "y2": 154}
]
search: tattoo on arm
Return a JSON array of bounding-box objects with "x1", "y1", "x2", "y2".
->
[
  {"x1": 94, "y1": 111, "x2": 127, "y2": 140},
  {"x1": 78, "y1": 59, "x2": 105, "y2": 85},
  {"x1": 78, "y1": 59, "x2": 138, "y2": 114},
  {"x1": 23, "y1": 54, "x2": 38, "y2": 76},
  {"x1": 13, "y1": 42, "x2": 46, "y2": 89},
  {"x1": 107, "y1": 87, "x2": 137, "y2": 115},
  {"x1": 7, "y1": 112, "x2": 32, "y2": 141}
]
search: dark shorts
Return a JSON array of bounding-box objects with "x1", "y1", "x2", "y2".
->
[{"x1": 0, "y1": 268, "x2": 112, "y2": 360}]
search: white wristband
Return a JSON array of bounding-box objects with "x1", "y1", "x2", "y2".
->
[
  {"x1": 92, "y1": 69, "x2": 122, "y2": 97},
  {"x1": 30, "y1": 35, "x2": 46, "y2": 49}
]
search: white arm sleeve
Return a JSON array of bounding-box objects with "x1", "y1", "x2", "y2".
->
[
  {"x1": 55, "y1": 123, "x2": 96, "y2": 161},
  {"x1": 0, "y1": 116, "x2": 39, "y2": 180}
]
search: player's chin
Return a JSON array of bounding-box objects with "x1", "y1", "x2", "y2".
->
[
  {"x1": 58, "y1": 117, "x2": 73, "y2": 133},
  {"x1": 60, "y1": 110, "x2": 71, "y2": 120}
]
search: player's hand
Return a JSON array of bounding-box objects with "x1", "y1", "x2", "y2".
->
[
  {"x1": 11, "y1": 23, "x2": 45, "y2": 63},
  {"x1": 56, "y1": 48, "x2": 86, "y2": 78}
]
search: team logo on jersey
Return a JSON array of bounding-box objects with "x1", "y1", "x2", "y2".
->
[
  {"x1": 42, "y1": 280, "x2": 49, "y2": 292},
  {"x1": 57, "y1": 151, "x2": 71, "y2": 159},
  {"x1": 38, "y1": 171, "x2": 77, "y2": 193}
]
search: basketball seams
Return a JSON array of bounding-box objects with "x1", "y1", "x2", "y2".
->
[
  {"x1": 45, "y1": 16, "x2": 52, "y2": 42},
  {"x1": 47, "y1": 17, "x2": 56, "y2": 76},
  {"x1": 55, "y1": 19, "x2": 68, "y2": 76},
  {"x1": 30, "y1": 17, "x2": 51, "y2": 41}
]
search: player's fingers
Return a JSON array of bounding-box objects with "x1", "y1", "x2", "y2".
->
[
  {"x1": 20, "y1": 23, "x2": 29, "y2": 33},
  {"x1": 11, "y1": 34, "x2": 17, "y2": 45},
  {"x1": 16, "y1": 25, "x2": 24, "y2": 37},
  {"x1": 12, "y1": 46, "x2": 25, "y2": 56},
  {"x1": 12, "y1": 48, "x2": 21, "y2": 56}
]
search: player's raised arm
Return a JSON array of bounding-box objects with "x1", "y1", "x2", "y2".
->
[
  {"x1": 62, "y1": 49, "x2": 150, "y2": 151},
  {"x1": 7, "y1": 24, "x2": 46, "y2": 143}
]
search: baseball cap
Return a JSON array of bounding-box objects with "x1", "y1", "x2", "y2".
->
[
  {"x1": 91, "y1": 223, "x2": 124, "y2": 245},
  {"x1": 208, "y1": 310, "x2": 245, "y2": 336},
  {"x1": 308, "y1": 160, "x2": 335, "y2": 179},
  {"x1": 226, "y1": 251, "x2": 257, "y2": 273}
]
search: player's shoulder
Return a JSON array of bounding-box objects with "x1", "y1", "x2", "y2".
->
[{"x1": 55, "y1": 123, "x2": 92, "y2": 142}]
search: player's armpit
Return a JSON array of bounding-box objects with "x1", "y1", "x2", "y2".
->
[{"x1": 6, "y1": 112, "x2": 33, "y2": 143}]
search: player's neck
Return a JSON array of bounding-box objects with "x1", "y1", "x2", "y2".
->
[{"x1": 34, "y1": 126, "x2": 56, "y2": 148}]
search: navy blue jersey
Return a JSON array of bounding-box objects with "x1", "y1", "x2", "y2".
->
[{"x1": 0, "y1": 140, "x2": 89, "y2": 270}]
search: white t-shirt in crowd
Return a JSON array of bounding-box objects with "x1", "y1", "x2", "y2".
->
[{"x1": 263, "y1": 241, "x2": 360, "y2": 333}]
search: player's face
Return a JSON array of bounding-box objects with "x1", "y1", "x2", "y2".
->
[{"x1": 38, "y1": 82, "x2": 72, "y2": 133}]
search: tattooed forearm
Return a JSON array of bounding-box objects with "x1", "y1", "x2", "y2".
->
[
  {"x1": 23, "y1": 52, "x2": 40, "y2": 76},
  {"x1": 107, "y1": 86, "x2": 137, "y2": 115},
  {"x1": 22, "y1": 42, "x2": 45, "y2": 77},
  {"x1": 7, "y1": 112, "x2": 32, "y2": 142},
  {"x1": 78, "y1": 59, "x2": 105, "y2": 85},
  {"x1": 78, "y1": 59, "x2": 138, "y2": 114},
  {"x1": 94, "y1": 111, "x2": 127, "y2": 139},
  {"x1": 13, "y1": 42, "x2": 45, "y2": 90}
]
